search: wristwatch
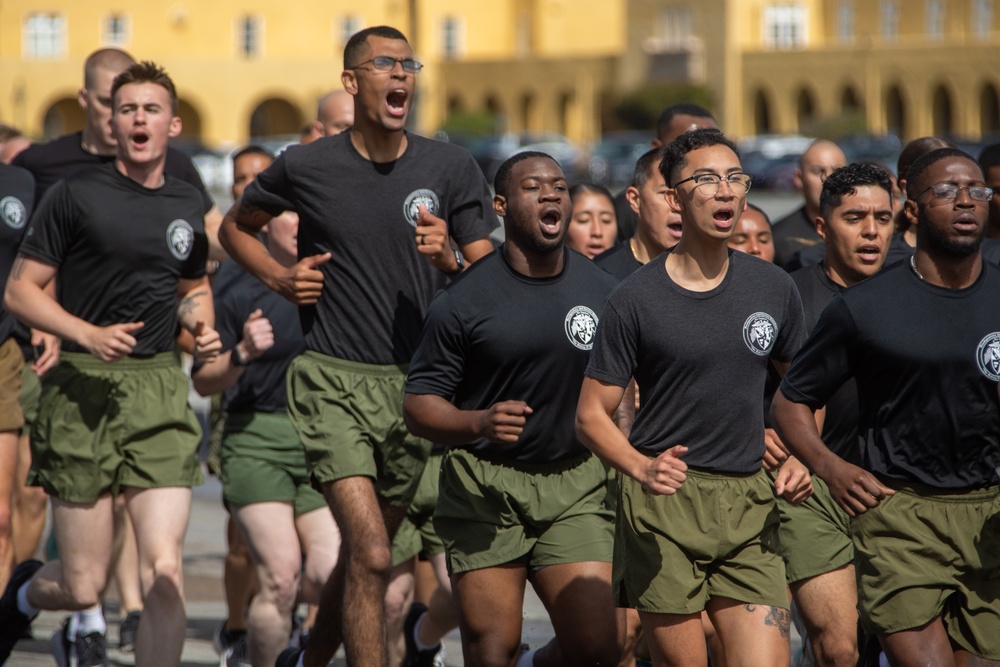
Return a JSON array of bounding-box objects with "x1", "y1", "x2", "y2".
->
[
  {"x1": 445, "y1": 248, "x2": 465, "y2": 277},
  {"x1": 231, "y1": 342, "x2": 250, "y2": 367}
]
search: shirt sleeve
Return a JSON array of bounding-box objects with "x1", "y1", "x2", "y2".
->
[
  {"x1": 404, "y1": 290, "x2": 469, "y2": 399},
  {"x1": 18, "y1": 181, "x2": 78, "y2": 267},
  {"x1": 584, "y1": 298, "x2": 636, "y2": 388},
  {"x1": 444, "y1": 150, "x2": 499, "y2": 246},
  {"x1": 771, "y1": 277, "x2": 807, "y2": 363},
  {"x1": 241, "y1": 153, "x2": 296, "y2": 218},
  {"x1": 779, "y1": 294, "x2": 859, "y2": 410}
]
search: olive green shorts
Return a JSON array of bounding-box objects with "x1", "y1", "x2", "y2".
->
[
  {"x1": 435, "y1": 449, "x2": 613, "y2": 575},
  {"x1": 614, "y1": 467, "x2": 787, "y2": 615},
  {"x1": 19, "y1": 357, "x2": 42, "y2": 430},
  {"x1": 220, "y1": 411, "x2": 327, "y2": 516},
  {"x1": 774, "y1": 474, "x2": 853, "y2": 583},
  {"x1": 391, "y1": 451, "x2": 445, "y2": 567},
  {"x1": 852, "y1": 481, "x2": 1000, "y2": 659},
  {"x1": 0, "y1": 338, "x2": 24, "y2": 432},
  {"x1": 29, "y1": 352, "x2": 203, "y2": 504},
  {"x1": 286, "y1": 351, "x2": 431, "y2": 508}
]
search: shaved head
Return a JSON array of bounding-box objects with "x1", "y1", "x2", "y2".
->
[
  {"x1": 317, "y1": 89, "x2": 354, "y2": 136},
  {"x1": 84, "y1": 48, "x2": 135, "y2": 88}
]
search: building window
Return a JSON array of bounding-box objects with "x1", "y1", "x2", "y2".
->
[
  {"x1": 102, "y1": 13, "x2": 129, "y2": 46},
  {"x1": 441, "y1": 16, "x2": 464, "y2": 58},
  {"x1": 237, "y1": 15, "x2": 261, "y2": 58},
  {"x1": 762, "y1": 4, "x2": 807, "y2": 49},
  {"x1": 880, "y1": 0, "x2": 899, "y2": 41},
  {"x1": 836, "y1": 1, "x2": 854, "y2": 43},
  {"x1": 657, "y1": 5, "x2": 693, "y2": 47},
  {"x1": 926, "y1": 0, "x2": 944, "y2": 39},
  {"x1": 23, "y1": 12, "x2": 66, "y2": 60},
  {"x1": 339, "y1": 15, "x2": 363, "y2": 48},
  {"x1": 973, "y1": 0, "x2": 994, "y2": 38}
]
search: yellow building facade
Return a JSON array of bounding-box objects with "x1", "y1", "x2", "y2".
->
[{"x1": 1, "y1": 0, "x2": 998, "y2": 148}]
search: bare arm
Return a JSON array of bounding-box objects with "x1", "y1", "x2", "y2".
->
[
  {"x1": 192, "y1": 309, "x2": 273, "y2": 396},
  {"x1": 4, "y1": 255, "x2": 143, "y2": 362},
  {"x1": 177, "y1": 276, "x2": 222, "y2": 362},
  {"x1": 203, "y1": 205, "x2": 227, "y2": 262},
  {"x1": 220, "y1": 199, "x2": 330, "y2": 304},
  {"x1": 771, "y1": 389, "x2": 891, "y2": 515},
  {"x1": 414, "y1": 206, "x2": 494, "y2": 275},
  {"x1": 576, "y1": 376, "x2": 688, "y2": 495},
  {"x1": 402, "y1": 393, "x2": 532, "y2": 446}
]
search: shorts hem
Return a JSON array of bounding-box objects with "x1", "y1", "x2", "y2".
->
[{"x1": 785, "y1": 554, "x2": 854, "y2": 584}]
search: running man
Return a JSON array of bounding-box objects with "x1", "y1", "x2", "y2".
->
[
  {"x1": 577, "y1": 128, "x2": 812, "y2": 667},
  {"x1": 403, "y1": 151, "x2": 621, "y2": 667},
  {"x1": 220, "y1": 25, "x2": 497, "y2": 667},
  {"x1": 0, "y1": 61, "x2": 221, "y2": 667},
  {"x1": 771, "y1": 148, "x2": 1000, "y2": 666}
]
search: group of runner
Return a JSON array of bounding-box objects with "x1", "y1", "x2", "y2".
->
[{"x1": 0, "y1": 22, "x2": 997, "y2": 667}]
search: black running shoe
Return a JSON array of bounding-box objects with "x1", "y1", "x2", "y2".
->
[
  {"x1": 275, "y1": 647, "x2": 302, "y2": 667},
  {"x1": 50, "y1": 618, "x2": 109, "y2": 667},
  {"x1": 118, "y1": 610, "x2": 141, "y2": 653},
  {"x1": 0, "y1": 559, "x2": 43, "y2": 662},
  {"x1": 402, "y1": 602, "x2": 442, "y2": 667}
]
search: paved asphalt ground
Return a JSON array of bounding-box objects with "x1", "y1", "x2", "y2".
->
[{"x1": 7, "y1": 193, "x2": 803, "y2": 666}]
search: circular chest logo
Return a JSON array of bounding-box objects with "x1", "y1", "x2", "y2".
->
[
  {"x1": 166, "y1": 219, "x2": 195, "y2": 260},
  {"x1": 402, "y1": 189, "x2": 440, "y2": 227},
  {"x1": 976, "y1": 332, "x2": 1000, "y2": 381},
  {"x1": 743, "y1": 312, "x2": 778, "y2": 356},
  {"x1": 1, "y1": 196, "x2": 27, "y2": 230},
  {"x1": 565, "y1": 306, "x2": 599, "y2": 350}
]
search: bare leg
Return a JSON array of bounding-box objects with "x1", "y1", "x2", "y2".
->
[
  {"x1": 222, "y1": 515, "x2": 256, "y2": 632},
  {"x1": 640, "y1": 610, "x2": 708, "y2": 667},
  {"x1": 415, "y1": 552, "x2": 459, "y2": 648},
  {"x1": 0, "y1": 431, "x2": 17, "y2": 589},
  {"x1": 386, "y1": 559, "x2": 416, "y2": 666},
  {"x1": 879, "y1": 618, "x2": 956, "y2": 667},
  {"x1": 111, "y1": 496, "x2": 144, "y2": 616},
  {"x1": 452, "y1": 564, "x2": 527, "y2": 667},
  {"x1": 707, "y1": 598, "x2": 791, "y2": 667},
  {"x1": 790, "y1": 565, "x2": 857, "y2": 667},
  {"x1": 11, "y1": 431, "x2": 47, "y2": 563},
  {"x1": 301, "y1": 476, "x2": 397, "y2": 667},
  {"x1": 528, "y1": 561, "x2": 622, "y2": 667},
  {"x1": 125, "y1": 487, "x2": 191, "y2": 667},
  {"x1": 232, "y1": 501, "x2": 301, "y2": 667}
]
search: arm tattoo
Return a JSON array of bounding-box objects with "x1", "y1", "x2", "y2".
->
[
  {"x1": 614, "y1": 380, "x2": 637, "y2": 437},
  {"x1": 743, "y1": 604, "x2": 791, "y2": 639},
  {"x1": 178, "y1": 289, "x2": 208, "y2": 321}
]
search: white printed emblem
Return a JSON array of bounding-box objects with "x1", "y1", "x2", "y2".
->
[
  {"x1": 402, "y1": 188, "x2": 440, "y2": 227},
  {"x1": 0, "y1": 196, "x2": 26, "y2": 230},
  {"x1": 976, "y1": 332, "x2": 1000, "y2": 381},
  {"x1": 166, "y1": 219, "x2": 195, "y2": 260},
  {"x1": 743, "y1": 312, "x2": 778, "y2": 356},
  {"x1": 565, "y1": 306, "x2": 599, "y2": 350}
]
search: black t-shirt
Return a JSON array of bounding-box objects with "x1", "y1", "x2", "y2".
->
[
  {"x1": 781, "y1": 261, "x2": 1000, "y2": 489},
  {"x1": 0, "y1": 165, "x2": 35, "y2": 343},
  {"x1": 241, "y1": 131, "x2": 498, "y2": 365},
  {"x1": 587, "y1": 249, "x2": 806, "y2": 472},
  {"x1": 772, "y1": 206, "x2": 822, "y2": 270},
  {"x1": 789, "y1": 263, "x2": 860, "y2": 464},
  {"x1": 19, "y1": 164, "x2": 208, "y2": 356},
  {"x1": 406, "y1": 246, "x2": 617, "y2": 465},
  {"x1": 883, "y1": 234, "x2": 1000, "y2": 269},
  {"x1": 13, "y1": 132, "x2": 213, "y2": 214},
  {"x1": 202, "y1": 268, "x2": 304, "y2": 414},
  {"x1": 594, "y1": 242, "x2": 642, "y2": 282}
]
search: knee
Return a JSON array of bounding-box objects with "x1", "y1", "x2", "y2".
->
[
  {"x1": 146, "y1": 555, "x2": 183, "y2": 595},
  {"x1": 350, "y1": 541, "x2": 393, "y2": 579},
  {"x1": 813, "y1": 634, "x2": 858, "y2": 667},
  {"x1": 258, "y1": 562, "x2": 301, "y2": 613},
  {"x1": 16, "y1": 486, "x2": 47, "y2": 514},
  {"x1": 562, "y1": 636, "x2": 622, "y2": 667},
  {"x1": 467, "y1": 638, "x2": 523, "y2": 667},
  {"x1": 384, "y1": 582, "x2": 412, "y2": 627},
  {"x1": 0, "y1": 505, "x2": 12, "y2": 540},
  {"x1": 63, "y1": 578, "x2": 103, "y2": 610}
]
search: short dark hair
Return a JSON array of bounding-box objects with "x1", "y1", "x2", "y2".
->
[
  {"x1": 745, "y1": 202, "x2": 771, "y2": 226},
  {"x1": 979, "y1": 142, "x2": 1000, "y2": 172},
  {"x1": 0, "y1": 124, "x2": 24, "y2": 144},
  {"x1": 232, "y1": 145, "x2": 274, "y2": 165},
  {"x1": 897, "y1": 137, "x2": 954, "y2": 186},
  {"x1": 632, "y1": 146, "x2": 667, "y2": 188},
  {"x1": 656, "y1": 103, "x2": 714, "y2": 140},
  {"x1": 111, "y1": 61, "x2": 178, "y2": 114},
  {"x1": 494, "y1": 151, "x2": 557, "y2": 199},
  {"x1": 569, "y1": 183, "x2": 614, "y2": 207},
  {"x1": 819, "y1": 163, "x2": 895, "y2": 220},
  {"x1": 659, "y1": 128, "x2": 740, "y2": 187},
  {"x1": 84, "y1": 48, "x2": 135, "y2": 89},
  {"x1": 906, "y1": 148, "x2": 979, "y2": 200},
  {"x1": 344, "y1": 26, "x2": 409, "y2": 69}
]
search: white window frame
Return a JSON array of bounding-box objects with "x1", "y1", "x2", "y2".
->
[
  {"x1": 836, "y1": 0, "x2": 854, "y2": 43},
  {"x1": 338, "y1": 14, "x2": 364, "y2": 49},
  {"x1": 925, "y1": 0, "x2": 945, "y2": 40},
  {"x1": 23, "y1": 12, "x2": 67, "y2": 60},
  {"x1": 102, "y1": 12, "x2": 130, "y2": 46},
  {"x1": 973, "y1": 0, "x2": 994, "y2": 38},
  {"x1": 236, "y1": 14, "x2": 263, "y2": 59},
  {"x1": 657, "y1": 5, "x2": 693, "y2": 47},
  {"x1": 762, "y1": 4, "x2": 808, "y2": 50},
  {"x1": 441, "y1": 15, "x2": 465, "y2": 58},
  {"x1": 880, "y1": 0, "x2": 899, "y2": 41}
]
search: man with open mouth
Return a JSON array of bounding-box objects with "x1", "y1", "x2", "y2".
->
[
  {"x1": 772, "y1": 148, "x2": 1000, "y2": 667},
  {"x1": 578, "y1": 128, "x2": 812, "y2": 667},
  {"x1": 221, "y1": 25, "x2": 497, "y2": 667}
]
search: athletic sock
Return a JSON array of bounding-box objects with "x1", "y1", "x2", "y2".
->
[
  {"x1": 15, "y1": 583, "x2": 40, "y2": 618},
  {"x1": 412, "y1": 611, "x2": 438, "y2": 651},
  {"x1": 516, "y1": 648, "x2": 538, "y2": 667},
  {"x1": 75, "y1": 605, "x2": 107, "y2": 635}
]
